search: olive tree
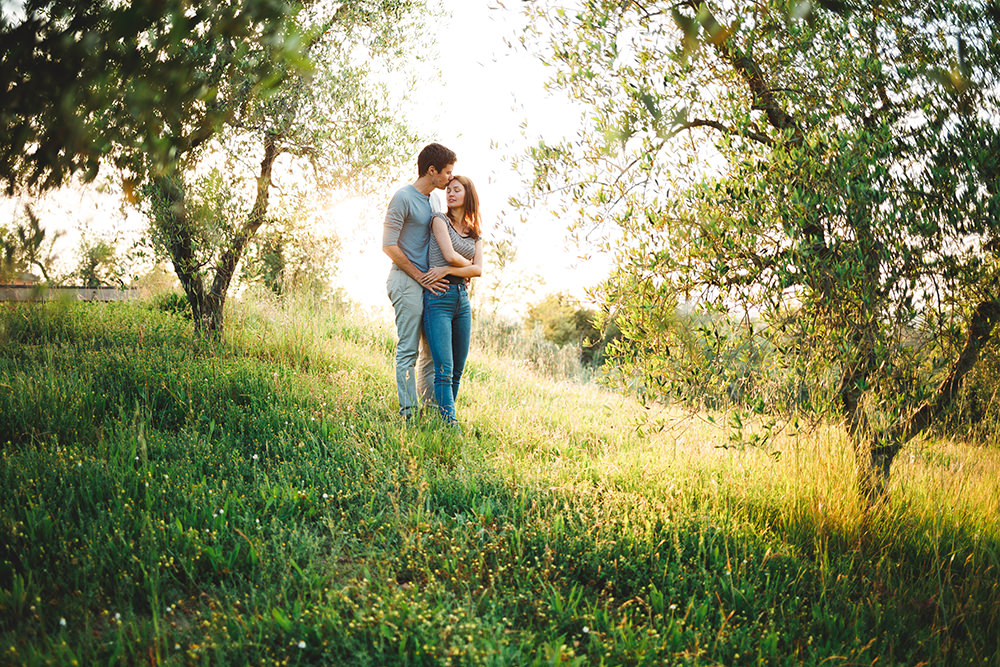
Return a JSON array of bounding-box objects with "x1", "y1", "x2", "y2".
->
[
  {"x1": 518, "y1": 0, "x2": 1000, "y2": 503},
  {"x1": 145, "y1": 5, "x2": 421, "y2": 332},
  {"x1": 3, "y1": 0, "x2": 424, "y2": 334}
]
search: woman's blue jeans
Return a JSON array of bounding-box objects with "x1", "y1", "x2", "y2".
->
[{"x1": 422, "y1": 283, "x2": 472, "y2": 423}]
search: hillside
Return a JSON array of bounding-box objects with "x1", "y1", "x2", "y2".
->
[{"x1": 1, "y1": 297, "x2": 998, "y2": 665}]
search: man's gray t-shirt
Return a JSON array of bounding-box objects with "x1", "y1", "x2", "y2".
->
[{"x1": 383, "y1": 184, "x2": 433, "y2": 273}]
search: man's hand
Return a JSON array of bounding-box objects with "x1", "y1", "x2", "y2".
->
[
  {"x1": 419, "y1": 268, "x2": 450, "y2": 294},
  {"x1": 419, "y1": 267, "x2": 449, "y2": 287},
  {"x1": 385, "y1": 245, "x2": 448, "y2": 293}
]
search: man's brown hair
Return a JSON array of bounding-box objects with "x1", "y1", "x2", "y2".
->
[{"x1": 418, "y1": 143, "x2": 457, "y2": 176}]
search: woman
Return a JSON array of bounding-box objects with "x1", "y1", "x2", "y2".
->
[{"x1": 417, "y1": 175, "x2": 484, "y2": 426}]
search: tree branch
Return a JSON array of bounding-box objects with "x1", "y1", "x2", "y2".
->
[
  {"x1": 673, "y1": 117, "x2": 773, "y2": 147},
  {"x1": 891, "y1": 297, "x2": 1000, "y2": 443},
  {"x1": 209, "y1": 132, "x2": 280, "y2": 301},
  {"x1": 683, "y1": 1, "x2": 803, "y2": 142}
]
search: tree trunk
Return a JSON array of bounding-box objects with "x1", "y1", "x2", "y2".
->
[
  {"x1": 839, "y1": 345, "x2": 895, "y2": 508},
  {"x1": 842, "y1": 298, "x2": 999, "y2": 509},
  {"x1": 200, "y1": 133, "x2": 279, "y2": 337},
  {"x1": 198, "y1": 295, "x2": 225, "y2": 337},
  {"x1": 851, "y1": 436, "x2": 900, "y2": 509},
  {"x1": 153, "y1": 134, "x2": 279, "y2": 338},
  {"x1": 152, "y1": 173, "x2": 212, "y2": 334}
]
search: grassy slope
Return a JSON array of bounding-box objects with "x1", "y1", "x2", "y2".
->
[{"x1": 0, "y1": 298, "x2": 997, "y2": 666}]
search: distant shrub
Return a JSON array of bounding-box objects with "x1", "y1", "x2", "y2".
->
[
  {"x1": 74, "y1": 237, "x2": 125, "y2": 288},
  {"x1": 240, "y1": 213, "x2": 340, "y2": 298},
  {"x1": 522, "y1": 292, "x2": 621, "y2": 368},
  {"x1": 474, "y1": 311, "x2": 592, "y2": 381},
  {"x1": 525, "y1": 293, "x2": 599, "y2": 346}
]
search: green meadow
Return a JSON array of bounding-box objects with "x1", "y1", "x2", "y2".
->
[{"x1": 0, "y1": 297, "x2": 997, "y2": 665}]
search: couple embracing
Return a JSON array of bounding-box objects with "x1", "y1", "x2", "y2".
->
[{"x1": 382, "y1": 143, "x2": 484, "y2": 428}]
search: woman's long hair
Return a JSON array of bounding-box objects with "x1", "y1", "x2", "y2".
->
[{"x1": 447, "y1": 175, "x2": 481, "y2": 239}]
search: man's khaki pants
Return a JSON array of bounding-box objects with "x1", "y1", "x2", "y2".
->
[{"x1": 387, "y1": 266, "x2": 435, "y2": 415}]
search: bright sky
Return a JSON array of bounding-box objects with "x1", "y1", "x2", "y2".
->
[{"x1": 2, "y1": 0, "x2": 611, "y2": 318}]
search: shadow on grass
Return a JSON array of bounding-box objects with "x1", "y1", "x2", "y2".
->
[{"x1": 1, "y1": 302, "x2": 996, "y2": 665}]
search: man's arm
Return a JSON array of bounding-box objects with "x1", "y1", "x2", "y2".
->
[
  {"x1": 383, "y1": 244, "x2": 422, "y2": 281},
  {"x1": 383, "y1": 245, "x2": 449, "y2": 294},
  {"x1": 382, "y1": 191, "x2": 446, "y2": 293},
  {"x1": 418, "y1": 240, "x2": 483, "y2": 286}
]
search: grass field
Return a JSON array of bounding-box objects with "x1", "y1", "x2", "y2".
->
[{"x1": 1, "y1": 296, "x2": 997, "y2": 665}]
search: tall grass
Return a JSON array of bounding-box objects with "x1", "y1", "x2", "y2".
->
[{"x1": 0, "y1": 296, "x2": 997, "y2": 665}]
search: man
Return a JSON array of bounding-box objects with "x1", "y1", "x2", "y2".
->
[{"x1": 383, "y1": 142, "x2": 456, "y2": 418}]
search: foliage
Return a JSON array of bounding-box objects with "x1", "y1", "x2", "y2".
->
[
  {"x1": 618, "y1": 307, "x2": 823, "y2": 415},
  {"x1": 519, "y1": 0, "x2": 1000, "y2": 502},
  {"x1": 0, "y1": 300, "x2": 997, "y2": 664},
  {"x1": 0, "y1": 0, "x2": 299, "y2": 195},
  {"x1": 239, "y1": 207, "x2": 341, "y2": 297},
  {"x1": 74, "y1": 237, "x2": 125, "y2": 288},
  {"x1": 0, "y1": 206, "x2": 61, "y2": 283},
  {"x1": 149, "y1": 291, "x2": 193, "y2": 320},
  {"x1": 139, "y1": 0, "x2": 424, "y2": 335},
  {"x1": 526, "y1": 292, "x2": 599, "y2": 348}
]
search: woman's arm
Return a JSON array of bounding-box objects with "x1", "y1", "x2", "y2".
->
[
  {"x1": 432, "y1": 215, "x2": 472, "y2": 268},
  {"x1": 418, "y1": 239, "x2": 483, "y2": 286},
  {"x1": 441, "y1": 239, "x2": 483, "y2": 278}
]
